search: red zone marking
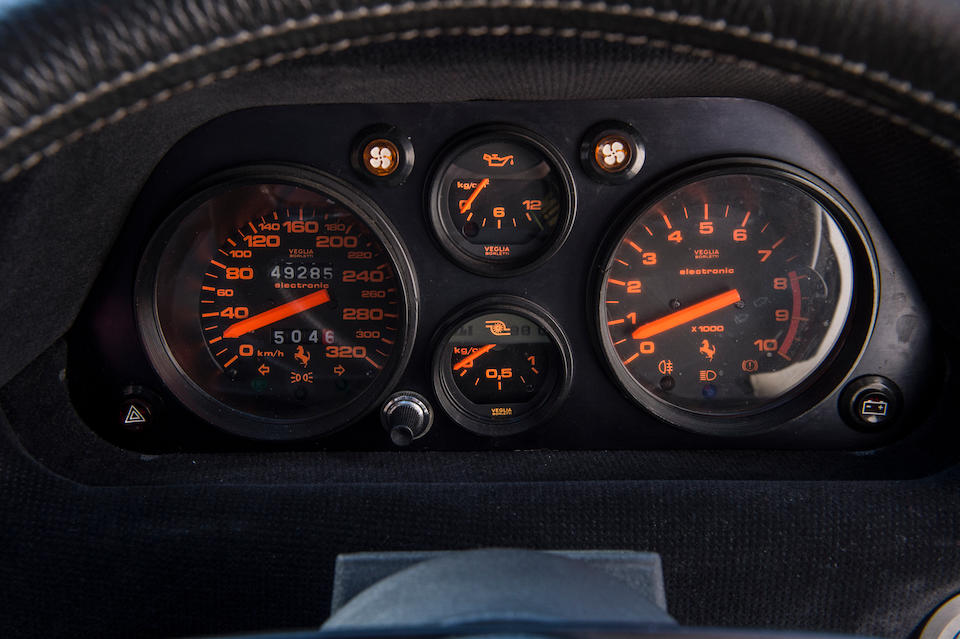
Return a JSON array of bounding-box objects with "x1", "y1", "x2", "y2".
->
[{"x1": 777, "y1": 270, "x2": 802, "y2": 360}]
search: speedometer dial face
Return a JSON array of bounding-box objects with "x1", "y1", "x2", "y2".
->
[
  {"x1": 137, "y1": 167, "x2": 417, "y2": 440},
  {"x1": 598, "y1": 168, "x2": 861, "y2": 425}
]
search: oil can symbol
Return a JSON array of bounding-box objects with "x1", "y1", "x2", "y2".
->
[{"x1": 482, "y1": 153, "x2": 515, "y2": 167}]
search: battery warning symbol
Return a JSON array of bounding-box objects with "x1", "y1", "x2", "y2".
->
[
  {"x1": 847, "y1": 379, "x2": 899, "y2": 428},
  {"x1": 860, "y1": 397, "x2": 889, "y2": 417}
]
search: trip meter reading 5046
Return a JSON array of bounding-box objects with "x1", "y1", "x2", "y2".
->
[
  {"x1": 597, "y1": 164, "x2": 868, "y2": 433},
  {"x1": 136, "y1": 167, "x2": 417, "y2": 440}
]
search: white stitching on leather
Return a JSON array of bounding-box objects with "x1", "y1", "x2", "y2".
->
[
  {"x1": 2, "y1": 24, "x2": 958, "y2": 182},
  {"x1": 1, "y1": 0, "x2": 958, "y2": 154}
]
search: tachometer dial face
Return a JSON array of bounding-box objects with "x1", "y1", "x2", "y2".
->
[
  {"x1": 432, "y1": 298, "x2": 572, "y2": 436},
  {"x1": 136, "y1": 167, "x2": 417, "y2": 440},
  {"x1": 428, "y1": 127, "x2": 575, "y2": 275},
  {"x1": 598, "y1": 167, "x2": 863, "y2": 427}
]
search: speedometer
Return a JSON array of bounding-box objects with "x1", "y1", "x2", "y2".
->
[
  {"x1": 596, "y1": 162, "x2": 871, "y2": 433},
  {"x1": 136, "y1": 166, "x2": 417, "y2": 440}
]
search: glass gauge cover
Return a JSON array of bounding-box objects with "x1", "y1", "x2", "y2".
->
[
  {"x1": 597, "y1": 163, "x2": 871, "y2": 433},
  {"x1": 432, "y1": 297, "x2": 573, "y2": 436},
  {"x1": 427, "y1": 126, "x2": 575, "y2": 275},
  {"x1": 136, "y1": 166, "x2": 417, "y2": 440}
]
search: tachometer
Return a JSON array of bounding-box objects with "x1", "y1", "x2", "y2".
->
[
  {"x1": 596, "y1": 163, "x2": 869, "y2": 432},
  {"x1": 136, "y1": 166, "x2": 417, "y2": 440}
]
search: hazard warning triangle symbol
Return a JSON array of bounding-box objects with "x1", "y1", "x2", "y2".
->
[{"x1": 124, "y1": 404, "x2": 146, "y2": 425}]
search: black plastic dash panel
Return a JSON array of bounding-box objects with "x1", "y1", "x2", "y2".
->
[{"x1": 66, "y1": 99, "x2": 934, "y2": 452}]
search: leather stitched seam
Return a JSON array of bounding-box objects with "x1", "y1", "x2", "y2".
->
[
  {"x1": 2, "y1": 24, "x2": 958, "y2": 183},
  {"x1": 1, "y1": 0, "x2": 958, "y2": 152}
]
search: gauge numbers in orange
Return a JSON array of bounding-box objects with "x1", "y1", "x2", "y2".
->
[{"x1": 599, "y1": 172, "x2": 856, "y2": 416}]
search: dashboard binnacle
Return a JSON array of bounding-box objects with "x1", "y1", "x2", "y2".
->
[{"x1": 67, "y1": 99, "x2": 933, "y2": 452}]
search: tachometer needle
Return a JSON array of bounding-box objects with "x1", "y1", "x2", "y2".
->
[
  {"x1": 453, "y1": 343, "x2": 496, "y2": 370},
  {"x1": 459, "y1": 178, "x2": 490, "y2": 213},
  {"x1": 631, "y1": 289, "x2": 741, "y2": 340},
  {"x1": 223, "y1": 289, "x2": 331, "y2": 339}
]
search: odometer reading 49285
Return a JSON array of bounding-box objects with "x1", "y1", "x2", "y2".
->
[
  {"x1": 137, "y1": 167, "x2": 417, "y2": 440},
  {"x1": 202, "y1": 207, "x2": 399, "y2": 404},
  {"x1": 598, "y1": 167, "x2": 861, "y2": 428}
]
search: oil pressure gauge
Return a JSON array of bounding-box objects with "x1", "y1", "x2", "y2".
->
[
  {"x1": 432, "y1": 297, "x2": 573, "y2": 436},
  {"x1": 427, "y1": 126, "x2": 576, "y2": 275}
]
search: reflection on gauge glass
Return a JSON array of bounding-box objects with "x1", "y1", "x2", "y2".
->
[
  {"x1": 136, "y1": 166, "x2": 417, "y2": 440},
  {"x1": 427, "y1": 126, "x2": 575, "y2": 275},
  {"x1": 432, "y1": 298, "x2": 572, "y2": 436},
  {"x1": 597, "y1": 165, "x2": 867, "y2": 430}
]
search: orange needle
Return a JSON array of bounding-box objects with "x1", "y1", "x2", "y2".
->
[
  {"x1": 453, "y1": 343, "x2": 496, "y2": 370},
  {"x1": 223, "y1": 289, "x2": 331, "y2": 339},
  {"x1": 459, "y1": 178, "x2": 490, "y2": 213},
  {"x1": 631, "y1": 289, "x2": 741, "y2": 340}
]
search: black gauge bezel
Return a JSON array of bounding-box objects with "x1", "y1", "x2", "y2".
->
[
  {"x1": 135, "y1": 164, "x2": 419, "y2": 441},
  {"x1": 431, "y1": 296, "x2": 574, "y2": 437},
  {"x1": 426, "y1": 124, "x2": 577, "y2": 277},
  {"x1": 591, "y1": 158, "x2": 878, "y2": 436}
]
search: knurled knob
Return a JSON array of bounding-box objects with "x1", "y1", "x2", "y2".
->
[{"x1": 380, "y1": 392, "x2": 433, "y2": 446}]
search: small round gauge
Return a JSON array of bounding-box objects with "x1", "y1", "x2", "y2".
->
[
  {"x1": 432, "y1": 297, "x2": 573, "y2": 436},
  {"x1": 596, "y1": 162, "x2": 873, "y2": 434},
  {"x1": 136, "y1": 165, "x2": 417, "y2": 440},
  {"x1": 427, "y1": 126, "x2": 576, "y2": 275}
]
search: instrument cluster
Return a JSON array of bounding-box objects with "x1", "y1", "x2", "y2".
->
[{"x1": 67, "y1": 99, "x2": 934, "y2": 451}]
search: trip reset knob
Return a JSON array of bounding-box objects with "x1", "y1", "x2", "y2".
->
[{"x1": 380, "y1": 392, "x2": 433, "y2": 446}]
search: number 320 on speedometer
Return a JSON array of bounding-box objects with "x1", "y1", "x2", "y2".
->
[{"x1": 136, "y1": 166, "x2": 418, "y2": 441}]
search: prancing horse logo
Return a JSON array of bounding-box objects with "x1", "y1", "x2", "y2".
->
[
  {"x1": 699, "y1": 339, "x2": 716, "y2": 362},
  {"x1": 294, "y1": 345, "x2": 311, "y2": 368}
]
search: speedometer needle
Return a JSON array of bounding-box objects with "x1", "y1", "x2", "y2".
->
[
  {"x1": 631, "y1": 289, "x2": 741, "y2": 340},
  {"x1": 223, "y1": 289, "x2": 331, "y2": 339},
  {"x1": 459, "y1": 178, "x2": 490, "y2": 213},
  {"x1": 453, "y1": 343, "x2": 496, "y2": 370}
]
